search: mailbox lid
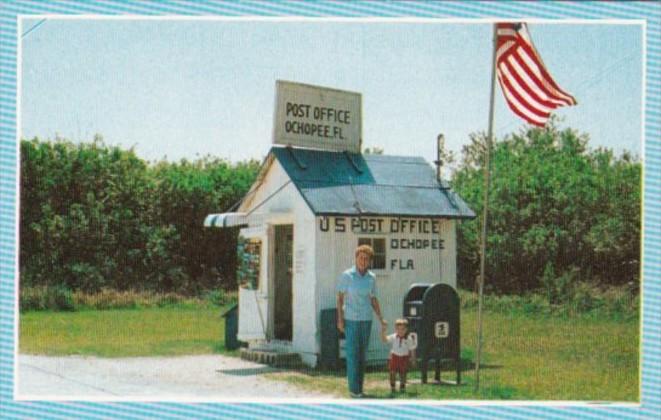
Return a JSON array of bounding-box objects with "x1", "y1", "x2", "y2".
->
[
  {"x1": 403, "y1": 284, "x2": 430, "y2": 319},
  {"x1": 404, "y1": 284, "x2": 431, "y2": 303}
]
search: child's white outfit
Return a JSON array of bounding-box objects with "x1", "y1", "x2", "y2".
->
[{"x1": 386, "y1": 333, "x2": 417, "y2": 374}]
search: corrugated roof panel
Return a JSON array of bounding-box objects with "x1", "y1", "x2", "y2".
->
[
  {"x1": 271, "y1": 146, "x2": 374, "y2": 186},
  {"x1": 270, "y1": 146, "x2": 475, "y2": 218},
  {"x1": 299, "y1": 184, "x2": 474, "y2": 217},
  {"x1": 364, "y1": 155, "x2": 438, "y2": 187}
]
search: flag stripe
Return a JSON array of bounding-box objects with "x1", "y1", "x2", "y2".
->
[
  {"x1": 495, "y1": 22, "x2": 576, "y2": 126},
  {"x1": 513, "y1": 48, "x2": 571, "y2": 106},
  {"x1": 514, "y1": 35, "x2": 577, "y2": 104},
  {"x1": 503, "y1": 55, "x2": 557, "y2": 112},
  {"x1": 497, "y1": 71, "x2": 548, "y2": 126},
  {"x1": 498, "y1": 63, "x2": 551, "y2": 117},
  {"x1": 496, "y1": 40, "x2": 516, "y2": 61}
]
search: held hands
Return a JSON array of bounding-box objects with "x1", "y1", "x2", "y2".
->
[{"x1": 337, "y1": 318, "x2": 345, "y2": 333}]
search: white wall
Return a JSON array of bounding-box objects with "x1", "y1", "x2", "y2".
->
[
  {"x1": 315, "y1": 216, "x2": 457, "y2": 362},
  {"x1": 236, "y1": 157, "x2": 460, "y2": 367},
  {"x1": 237, "y1": 159, "x2": 318, "y2": 363}
]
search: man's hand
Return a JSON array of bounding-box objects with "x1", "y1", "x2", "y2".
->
[
  {"x1": 336, "y1": 292, "x2": 345, "y2": 333},
  {"x1": 337, "y1": 318, "x2": 345, "y2": 333}
]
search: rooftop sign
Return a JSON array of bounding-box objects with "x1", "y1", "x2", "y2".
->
[{"x1": 273, "y1": 80, "x2": 362, "y2": 153}]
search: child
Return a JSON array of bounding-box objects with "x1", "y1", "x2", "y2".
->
[{"x1": 381, "y1": 318, "x2": 417, "y2": 393}]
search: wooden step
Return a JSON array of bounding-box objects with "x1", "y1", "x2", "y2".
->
[{"x1": 240, "y1": 348, "x2": 302, "y2": 368}]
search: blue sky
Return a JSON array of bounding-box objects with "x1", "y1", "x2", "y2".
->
[{"x1": 20, "y1": 18, "x2": 643, "y2": 165}]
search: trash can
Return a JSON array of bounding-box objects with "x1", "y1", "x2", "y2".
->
[
  {"x1": 319, "y1": 308, "x2": 340, "y2": 370},
  {"x1": 222, "y1": 304, "x2": 240, "y2": 350},
  {"x1": 403, "y1": 283, "x2": 461, "y2": 384}
]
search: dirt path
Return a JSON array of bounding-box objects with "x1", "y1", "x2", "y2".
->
[{"x1": 18, "y1": 354, "x2": 333, "y2": 400}]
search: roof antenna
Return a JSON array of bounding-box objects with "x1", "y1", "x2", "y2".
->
[
  {"x1": 435, "y1": 133, "x2": 458, "y2": 209},
  {"x1": 434, "y1": 133, "x2": 444, "y2": 183}
]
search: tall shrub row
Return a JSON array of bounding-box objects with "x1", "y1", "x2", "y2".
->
[
  {"x1": 20, "y1": 137, "x2": 260, "y2": 294},
  {"x1": 21, "y1": 123, "x2": 641, "y2": 300},
  {"x1": 452, "y1": 122, "x2": 641, "y2": 295}
]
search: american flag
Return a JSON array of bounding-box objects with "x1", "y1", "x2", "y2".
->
[{"x1": 495, "y1": 22, "x2": 577, "y2": 127}]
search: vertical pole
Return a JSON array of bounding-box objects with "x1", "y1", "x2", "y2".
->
[
  {"x1": 474, "y1": 23, "x2": 498, "y2": 392},
  {"x1": 436, "y1": 134, "x2": 444, "y2": 183}
]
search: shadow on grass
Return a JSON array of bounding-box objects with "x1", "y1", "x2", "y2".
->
[
  {"x1": 212, "y1": 343, "x2": 503, "y2": 389},
  {"x1": 212, "y1": 340, "x2": 503, "y2": 387},
  {"x1": 310, "y1": 357, "x2": 502, "y2": 377}
]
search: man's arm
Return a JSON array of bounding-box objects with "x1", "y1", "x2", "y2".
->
[
  {"x1": 337, "y1": 292, "x2": 345, "y2": 333},
  {"x1": 371, "y1": 296, "x2": 387, "y2": 327}
]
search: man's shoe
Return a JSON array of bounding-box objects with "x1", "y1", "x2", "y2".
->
[{"x1": 349, "y1": 392, "x2": 361, "y2": 398}]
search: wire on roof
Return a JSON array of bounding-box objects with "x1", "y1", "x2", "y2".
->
[
  {"x1": 348, "y1": 176, "x2": 363, "y2": 214},
  {"x1": 246, "y1": 180, "x2": 293, "y2": 216},
  {"x1": 287, "y1": 146, "x2": 307, "y2": 170},
  {"x1": 343, "y1": 151, "x2": 363, "y2": 174}
]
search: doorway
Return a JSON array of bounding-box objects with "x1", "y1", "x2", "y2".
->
[{"x1": 273, "y1": 224, "x2": 293, "y2": 340}]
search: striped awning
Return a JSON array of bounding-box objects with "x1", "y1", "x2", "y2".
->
[{"x1": 203, "y1": 212, "x2": 248, "y2": 228}]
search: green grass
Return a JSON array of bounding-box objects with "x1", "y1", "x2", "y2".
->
[
  {"x1": 20, "y1": 306, "x2": 237, "y2": 357},
  {"x1": 266, "y1": 311, "x2": 639, "y2": 401},
  {"x1": 19, "y1": 306, "x2": 638, "y2": 401}
]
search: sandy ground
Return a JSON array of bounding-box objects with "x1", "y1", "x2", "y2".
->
[{"x1": 17, "y1": 354, "x2": 333, "y2": 400}]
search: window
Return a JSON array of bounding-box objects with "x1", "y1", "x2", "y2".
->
[{"x1": 358, "y1": 237, "x2": 386, "y2": 269}]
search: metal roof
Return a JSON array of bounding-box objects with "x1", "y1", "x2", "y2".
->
[{"x1": 270, "y1": 146, "x2": 475, "y2": 218}]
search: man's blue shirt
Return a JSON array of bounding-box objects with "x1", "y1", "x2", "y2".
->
[{"x1": 337, "y1": 266, "x2": 376, "y2": 321}]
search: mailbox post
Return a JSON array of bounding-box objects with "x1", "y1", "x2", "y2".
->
[{"x1": 403, "y1": 283, "x2": 461, "y2": 384}]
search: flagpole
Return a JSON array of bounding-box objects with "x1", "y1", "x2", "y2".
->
[{"x1": 474, "y1": 23, "x2": 498, "y2": 393}]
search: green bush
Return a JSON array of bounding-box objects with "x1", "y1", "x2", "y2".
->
[
  {"x1": 453, "y1": 122, "x2": 641, "y2": 294},
  {"x1": 49, "y1": 285, "x2": 75, "y2": 311},
  {"x1": 458, "y1": 283, "x2": 637, "y2": 319},
  {"x1": 20, "y1": 137, "x2": 260, "y2": 294},
  {"x1": 520, "y1": 293, "x2": 551, "y2": 316},
  {"x1": 20, "y1": 287, "x2": 230, "y2": 311},
  {"x1": 204, "y1": 289, "x2": 238, "y2": 307},
  {"x1": 541, "y1": 264, "x2": 572, "y2": 305},
  {"x1": 20, "y1": 285, "x2": 74, "y2": 311},
  {"x1": 20, "y1": 286, "x2": 47, "y2": 311}
]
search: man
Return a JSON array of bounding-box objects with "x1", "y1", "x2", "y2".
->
[{"x1": 336, "y1": 244, "x2": 387, "y2": 398}]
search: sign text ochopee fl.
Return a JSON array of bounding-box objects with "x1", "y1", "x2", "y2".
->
[
  {"x1": 273, "y1": 81, "x2": 361, "y2": 152},
  {"x1": 284, "y1": 102, "x2": 352, "y2": 140}
]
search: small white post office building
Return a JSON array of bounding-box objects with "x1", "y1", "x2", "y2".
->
[{"x1": 204, "y1": 145, "x2": 475, "y2": 367}]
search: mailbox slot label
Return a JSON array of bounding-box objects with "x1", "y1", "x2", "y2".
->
[
  {"x1": 410, "y1": 307, "x2": 417, "y2": 316},
  {"x1": 434, "y1": 321, "x2": 449, "y2": 338}
]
